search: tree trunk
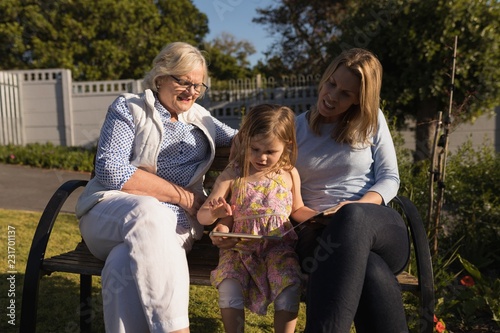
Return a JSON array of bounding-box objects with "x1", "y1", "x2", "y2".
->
[{"x1": 414, "y1": 99, "x2": 440, "y2": 162}]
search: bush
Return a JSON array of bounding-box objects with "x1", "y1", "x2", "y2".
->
[
  {"x1": 390, "y1": 130, "x2": 500, "y2": 332},
  {"x1": 443, "y1": 141, "x2": 500, "y2": 270},
  {"x1": 431, "y1": 142, "x2": 500, "y2": 332},
  {"x1": 0, "y1": 142, "x2": 95, "y2": 172}
]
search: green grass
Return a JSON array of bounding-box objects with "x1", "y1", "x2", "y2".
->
[{"x1": 0, "y1": 209, "x2": 307, "y2": 333}]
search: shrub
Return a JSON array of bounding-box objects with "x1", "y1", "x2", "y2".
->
[
  {"x1": 0, "y1": 142, "x2": 95, "y2": 172},
  {"x1": 426, "y1": 140, "x2": 500, "y2": 332}
]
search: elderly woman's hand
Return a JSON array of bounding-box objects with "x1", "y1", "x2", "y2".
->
[
  {"x1": 179, "y1": 190, "x2": 206, "y2": 218},
  {"x1": 210, "y1": 223, "x2": 239, "y2": 249}
]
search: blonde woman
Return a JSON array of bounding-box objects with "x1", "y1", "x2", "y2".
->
[{"x1": 295, "y1": 48, "x2": 410, "y2": 333}]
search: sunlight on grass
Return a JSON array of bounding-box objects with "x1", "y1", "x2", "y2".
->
[{"x1": 0, "y1": 209, "x2": 306, "y2": 332}]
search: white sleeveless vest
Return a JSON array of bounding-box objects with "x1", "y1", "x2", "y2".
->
[{"x1": 76, "y1": 89, "x2": 217, "y2": 239}]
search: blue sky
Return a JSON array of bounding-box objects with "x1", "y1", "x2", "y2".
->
[{"x1": 191, "y1": 0, "x2": 275, "y2": 66}]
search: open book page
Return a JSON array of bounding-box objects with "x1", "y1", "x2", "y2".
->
[
  {"x1": 209, "y1": 231, "x2": 282, "y2": 240},
  {"x1": 209, "y1": 204, "x2": 339, "y2": 240}
]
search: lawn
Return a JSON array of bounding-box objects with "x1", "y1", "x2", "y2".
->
[{"x1": 0, "y1": 209, "x2": 307, "y2": 333}]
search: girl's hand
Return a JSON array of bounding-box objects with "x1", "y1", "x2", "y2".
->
[
  {"x1": 210, "y1": 223, "x2": 239, "y2": 249},
  {"x1": 209, "y1": 197, "x2": 234, "y2": 219}
]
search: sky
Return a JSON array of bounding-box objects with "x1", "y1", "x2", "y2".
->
[{"x1": 191, "y1": 0, "x2": 275, "y2": 66}]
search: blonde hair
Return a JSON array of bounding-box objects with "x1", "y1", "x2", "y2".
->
[
  {"x1": 142, "y1": 42, "x2": 208, "y2": 97},
  {"x1": 309, "y1": 48, "x2": 382, "y2": 146},
  {"x1": 232, "y1": 104, "x2": 297, "y2": 181}
]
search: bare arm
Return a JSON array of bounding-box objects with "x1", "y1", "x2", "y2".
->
[
  {"x1": 122, "y1": 168, "x2": 204, "y2": 217},
  {"x1": 197, "y1": 168, "x2": 235, "y2": 225},
  {"x1": 289, "y1": 168, "x2": 318, "y2": 223}
]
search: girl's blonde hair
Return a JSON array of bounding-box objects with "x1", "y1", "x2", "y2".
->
[
  {"x1": 143, "y1": 42, "x2": 208, "y2": 97},
  {"x1": 232, "y1": 104, "x2": 297, "y2": 180},
  {"x1": 309, "y1": 48, "x2": 382, "y2": 146}
]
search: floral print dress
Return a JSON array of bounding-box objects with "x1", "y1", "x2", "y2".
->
[{"x1": 210, "y1": 172, "x2": 304, "y2": 315}]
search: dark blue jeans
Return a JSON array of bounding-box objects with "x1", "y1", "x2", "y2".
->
[{"x1": 296, "y1": 203, "x2": 410, "y2": 333}]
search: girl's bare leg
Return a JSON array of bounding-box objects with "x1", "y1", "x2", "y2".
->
[
  {"x1": 220, "y1": 308, "x2": 245, "y2": 333},
  {"x1": 274, "y1": 310, "x2": 298, "y2": 333}
]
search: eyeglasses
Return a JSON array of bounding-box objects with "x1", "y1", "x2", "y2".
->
[{"x1": 170, "y1": 75, "x2": 208, "y2": 94}]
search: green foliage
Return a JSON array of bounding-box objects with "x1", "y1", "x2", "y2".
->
[
  {"x1": 202, "y1": 32, "x2": 256, "y2": 80},
  {"x1": 255, "y1": 0, "x2": 500, "y2": 158},
  {"x1": 0, "y1": 142, "x2": 95, "y2": 172},
  {"x1": 340, "y1": 0, "x2": 500, "y2": 123},
  {"x1": 428, "y1": 141, "x2": 500, "y2": 332},
  {"x1": 253, "y1": 0, "x2": 345, "y2": 74},
  {"x1": 434, "y1": 253, "x2": 500, "y2": 331},
  {"x1": 390, "y1": 127, "x2": 500, "y2": 331},
  {"x1": 256, "y1": 0, "x2": 500, "y2": 121},
  {"x1": 440, "y1": 140, "x2": 500, "y2": 270},
  {"x1": 0, "y1": 0, "x2": 208, "y2": 81}
]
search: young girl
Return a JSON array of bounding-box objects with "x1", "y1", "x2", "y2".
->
[{"x1": 197, "y1": 104, "x2": 317, "y2": 333}]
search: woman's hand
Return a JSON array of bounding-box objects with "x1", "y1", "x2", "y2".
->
[
  {"x1": 210, "y1": 223, "x2": 239, "y2": 249},
  {"x1": 322, "y1": 191, "x2": 383, "y2": 217},
  {"x1": 122, "y1": 168, "x2": 207, "y2": 216},
  {"x1": 322, "y1": 201, "x2": 354, "y2": 216},
  {"x1": 178, "y1": 190, "x2": 206, "y2": 218}
]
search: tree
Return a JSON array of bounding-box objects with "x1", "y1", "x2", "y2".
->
[
  {"x1": 338, "y1": 0, "x2": 500, "y2": 161},
  {"x1": 201, "y1": 32, "x2": 255, "y2": 80},
  {"x1": 254, "y1": 0, "x2": 500, "y2": 161},
  {"x1": 252, "y1": 55, "x2": 294, "y2": 81},
  {"x1": 253, "y1": 0, "x2": 348, "y2": 74},
  {"x1": 0, "y1": 0, "x2": 209, "y2": 81}
]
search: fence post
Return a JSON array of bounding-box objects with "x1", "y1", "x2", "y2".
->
[
  {"x1": 132, "y1": 80, "x2": 142, "y2": 93},
  {"x1": 61, "y1": 69, "x2": 74, "y2": 146}
]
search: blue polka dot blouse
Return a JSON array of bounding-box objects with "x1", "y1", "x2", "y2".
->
[{"x1": 94, "y1": 94, "x2": 237, "y2": 228}]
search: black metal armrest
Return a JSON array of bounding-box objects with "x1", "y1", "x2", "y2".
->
[
  {"x1": 392, "y1": 195, "x2": 435, "y2": 333},
  {"x1": 20, "y1": 179, "x2": 88, "y2": 333}
]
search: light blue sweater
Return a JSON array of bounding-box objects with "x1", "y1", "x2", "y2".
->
[{"x1": 295, "y1": 110, "x2": 400, "y2": 212}]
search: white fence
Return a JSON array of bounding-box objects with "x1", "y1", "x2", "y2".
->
[
  {"x1": 0, "y1": 72, "x2": 22, "y2": 145},
  {"x1": 201, "y1": 74, "x2": 320, "y2": 128},
  {"x1": 0, "y1": 69, "x2": 143, "y2": 147},
  {"x1": 0, "y1": 69, "x2": 499, "y2": 153}
]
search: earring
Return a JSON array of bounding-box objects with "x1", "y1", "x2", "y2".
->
[{"x1": 156, "y1": 85, "x2": 160, "y2": 91}]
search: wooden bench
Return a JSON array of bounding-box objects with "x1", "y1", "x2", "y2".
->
[{"x1": 20, "y1": 147, "x2": 434, "y2": 333}]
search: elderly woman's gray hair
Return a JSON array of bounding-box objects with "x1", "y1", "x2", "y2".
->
[{"x1": 143, "y1": 42, "x2": 208, "y2": 94}]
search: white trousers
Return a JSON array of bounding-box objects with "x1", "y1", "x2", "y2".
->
[{"x1": 79, "y1": 194, "x2": 195, "y2": 333}]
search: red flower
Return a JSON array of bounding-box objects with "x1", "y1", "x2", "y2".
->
[
  {"x1": 435, "y1": 320, "x2": 446, "y2": 333},
  {"x1": 434, "y1": 314, "x2": 438, "y2": 323},
  {"x1": 460, "y1": 275, "x2": 475, "y2": 287}
]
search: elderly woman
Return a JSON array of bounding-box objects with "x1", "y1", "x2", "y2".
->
[{"x1": 76, "y1": 42, "x2": 237, "y2": 333}]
